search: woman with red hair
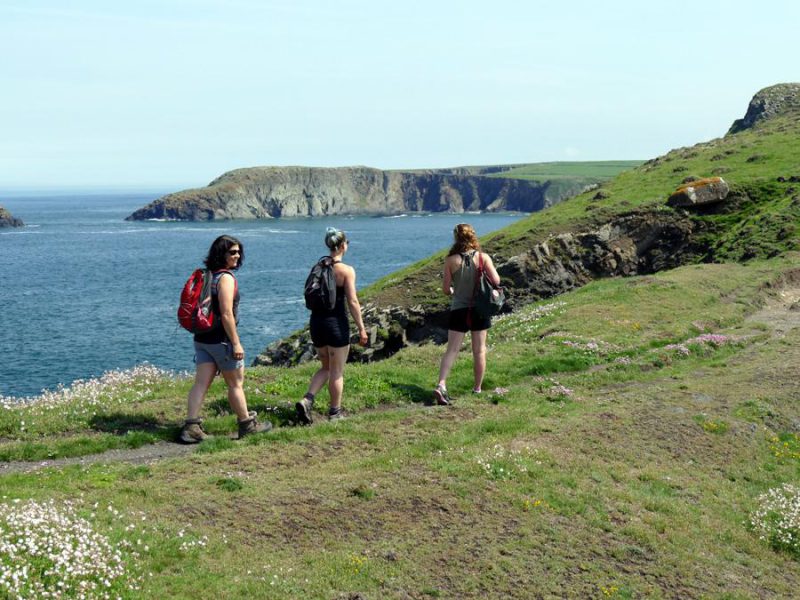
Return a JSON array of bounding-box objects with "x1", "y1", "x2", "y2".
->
[{"x1": 433, "y1": 223, "x2": 501, "y2": 405}]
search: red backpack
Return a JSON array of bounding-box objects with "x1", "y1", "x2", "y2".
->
[{"x1": 177, "y1": 269, "x2": 236, "y2": 333}]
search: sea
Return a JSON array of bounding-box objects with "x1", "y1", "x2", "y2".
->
[{"x1": 0, "y1": 192, "x2": 523, "y2": 399}]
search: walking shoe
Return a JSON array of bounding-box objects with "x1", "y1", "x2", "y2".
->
[
  {"x1": 179, "y1": 418, "x2": 211, "y2": 444},
  {"x1": 237, "y1": 414, "x2": 273, "y2": 439},
  {"x1": 296, "y1": 397, "x2": 314, "y2": 425},
  {"x1": 432, "y1": 385, "x2": 451, "y2": 406},
  {"x1": 328, "y1": 408, "x2": 347, "y2": 421}
]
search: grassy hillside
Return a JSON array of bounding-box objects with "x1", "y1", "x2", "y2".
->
[
  {"x1": 2, "y1": 256, "x2": 800, "y2": 598},
  {"x1": 364, "y1": 111, "x2": 800, "y2": 311}
]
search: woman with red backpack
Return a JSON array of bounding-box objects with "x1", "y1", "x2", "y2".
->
[{"x1": 179, "y1": 235, "x2": 272, "y2": 443}]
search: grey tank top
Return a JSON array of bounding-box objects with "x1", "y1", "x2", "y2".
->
[{"x1": 451, "y1": 251, "x2": 479, "y2": 310}]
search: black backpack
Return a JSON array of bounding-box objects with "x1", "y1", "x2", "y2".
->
[{"x1": 304, "y1": 256, "x2": 337, "y2": 311}]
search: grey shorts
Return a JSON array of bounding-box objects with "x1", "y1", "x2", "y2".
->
[{"x1": 194, "y1": 341, "x2": 244, "y2": 372}]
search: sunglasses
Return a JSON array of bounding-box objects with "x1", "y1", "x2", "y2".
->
[{"x1": 227, "y1": 249, "x2": 241, "y2": 256}]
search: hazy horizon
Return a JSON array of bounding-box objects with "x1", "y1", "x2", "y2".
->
[{"x1": 1, "y1": 1, "x2": 798, "y2": 188}]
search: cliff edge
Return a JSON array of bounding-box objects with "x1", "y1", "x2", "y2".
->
[{"x1": 125, "y1": 166, "x2": 593, "y2": 221}]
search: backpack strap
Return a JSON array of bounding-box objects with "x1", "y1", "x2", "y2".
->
[{"x1": 212, "y1": 269, "x2": 238, "y2": 296}]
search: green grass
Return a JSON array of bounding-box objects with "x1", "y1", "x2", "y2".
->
[
  {"x1": 493, "y1": 160, "x2": 643, "y2": 181},
  {"x1": 2, "y1": 256, "x2": 800, "y2": 597}
]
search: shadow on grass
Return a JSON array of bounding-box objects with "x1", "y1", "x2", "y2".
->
[
  {"x1": 89, "y1": 413, "x2": 178, "y2": 440},
  {"x1": 390, "y1": 383, "x2": 432, "y2": 405},
  {"x1": 208, "y1": 397, "x2": 306, "y2": 427}
]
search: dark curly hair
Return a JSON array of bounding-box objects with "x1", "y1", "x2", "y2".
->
[{"x1": 204, "y1": 235, "x2": 244, "y2": 271}]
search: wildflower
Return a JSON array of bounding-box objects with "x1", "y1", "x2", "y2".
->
[
  {"x1": 0, "y1": 499, "x2": 139, "y2": 598},
  {"x1": 751, "y1": 483, "x2": 800, "y2": 556}
]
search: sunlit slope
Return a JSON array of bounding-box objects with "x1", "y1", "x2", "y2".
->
[{"x1": 364, "y1": 91, "x2": 800, "y2": 310}]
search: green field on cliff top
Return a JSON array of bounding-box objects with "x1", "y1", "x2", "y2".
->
[
  {"x1": 493, "y1": 160, "x2": 643, "y2": 181},
  {"x1": 2, "y1": 89, "x2": 800, "y2": 598}
]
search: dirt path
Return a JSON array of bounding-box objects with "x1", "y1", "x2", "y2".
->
[
  {"x1": 3, "y1": 284, "x2": 799, "y2": 476},
  {"x1": 746, "y1": 284, "x2": 800, "y2": 335},
  {"x1": 0, "y1": 441, "x2": 197, "y2": 475}
]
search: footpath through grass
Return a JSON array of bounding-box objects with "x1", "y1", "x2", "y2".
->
[{"x1": 2, "y1": 256, "x2": 800, "y2": 598}]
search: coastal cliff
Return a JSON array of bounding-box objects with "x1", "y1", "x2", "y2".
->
[{"x1": 125, "y1": 166, "x2": 593, "y2": 221}]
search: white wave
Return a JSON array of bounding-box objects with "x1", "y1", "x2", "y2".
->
[
  {"x1": 238, "y1": 228, "x2": 303, "y2": 235},
  {"x1": 0, "y1": 229, "x2": 42, "y2": 235}
]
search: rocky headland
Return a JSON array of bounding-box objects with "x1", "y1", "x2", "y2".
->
[
  {"x1": 728, "y1": 82, "x2": 800, "y2": 134},
  {"x1": 0, "y1": 206, "x2": 23, "y2": 228},
  {"x1": 126, "y1": 166, "x2": 596, "y2": 221}
]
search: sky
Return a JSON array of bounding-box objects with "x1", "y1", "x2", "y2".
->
[{"x1": 0, "y1": 0, "x2": 798, "y2": 190}]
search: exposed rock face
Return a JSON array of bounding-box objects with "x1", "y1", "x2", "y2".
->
[
  {"x1": 728, "y1": 83, "x2": 800, "y2": 134},
  {"x1": 125, "y1": 166, "x2": 591, "y2": 221},
  {"x1": 667, "y1": 177, "x2": 730, "y2": 208},
  {"x1": 0, "y1": 206, "x2": 23, "y2": 228},
  {"x1": 253, "y1": 208, "x2": 697, "y2": 367}
]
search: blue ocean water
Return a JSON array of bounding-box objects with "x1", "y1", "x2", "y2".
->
[{"x1": 0, "y1": 193, "x2": 523, "y2": 398}]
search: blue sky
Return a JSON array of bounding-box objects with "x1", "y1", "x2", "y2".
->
[{"x1": 0, "y1": 0, "x2": 797, "y2": 189}]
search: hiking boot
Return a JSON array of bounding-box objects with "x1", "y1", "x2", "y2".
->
[
  {"x1": 296, "y1": 397, "x2": 314, "y2": 425},
  {"x1": 432, "y1": 385, "x2": 451, "y2": 406},
  {"x1": 179, "y1": 418, "x2": 211, "y2": 444},
  {"x1": 237, "y1": 414, "x2": 273, "y2": 439}
]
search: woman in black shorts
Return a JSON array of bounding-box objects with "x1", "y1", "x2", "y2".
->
[
  {"x1": 433, "y1": 223, "x2": 501, "y2": 405},
  {"x1": 180, "y1": 235, "x2": 272, "y2": 443},
  {"x1": 296, "y1": 227, "x2": 368, "y2": 423}
]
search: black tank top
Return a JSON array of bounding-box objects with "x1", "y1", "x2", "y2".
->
[{"x1": 312, "y1": 286, "x2": 346, "y2": 319}]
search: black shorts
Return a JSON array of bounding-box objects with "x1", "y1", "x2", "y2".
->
[
  {"x1": 448, "y1": 307, "x2": 491, "y2": 333},
  {"x1": 310, "y1": 315, "x2": 351, "y2": 348}
]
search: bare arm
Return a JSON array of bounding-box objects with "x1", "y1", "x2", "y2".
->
[
  {"x1": 343, "y1": 265, "x2": 368, "y2": 346},
  {"x1": 480, "y1": 253, "x2": 501, "y2": 287},
  {"x1": 442, "y1": 255, "x2": 455, "y2": 295},
  {"x1": 217, "y1": 273, "x2": 244, "y2": 360}
]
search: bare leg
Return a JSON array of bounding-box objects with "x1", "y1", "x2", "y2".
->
[
  {"x1": 187, "y1": 362, "x2": 218, "y2": 420},
  {"x1": 327, "y1": 345, "x2": 350, "y2": 411},
  {"x1": 471, "y1": 329, "x2": 488, "y2": 392},
  {"x1": 307, "y1": 347, "x2": 331, "y2": 396},
  {"x1": 437, "y1": 330, "x2": 466, "y2": 388},
  {"x1": 221, "y1": 366, "x2": 249, "y2": 421}
]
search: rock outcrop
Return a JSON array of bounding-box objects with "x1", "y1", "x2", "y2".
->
[
  {"x1": 126, "y1": 166, "x2": 594, "y2": 221},
  {"x1": 667, "y1": 177, "x2": 730, "y2": 208},
  {"x1": 0, "y1": 206, "x2": 23, "y2": 228},
  {"x1": 253, "y1": 208, "x2": 698, "y2": 367},
  {"x1": 728, "y1": 83, "x2": 800, "y2": 134}
]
